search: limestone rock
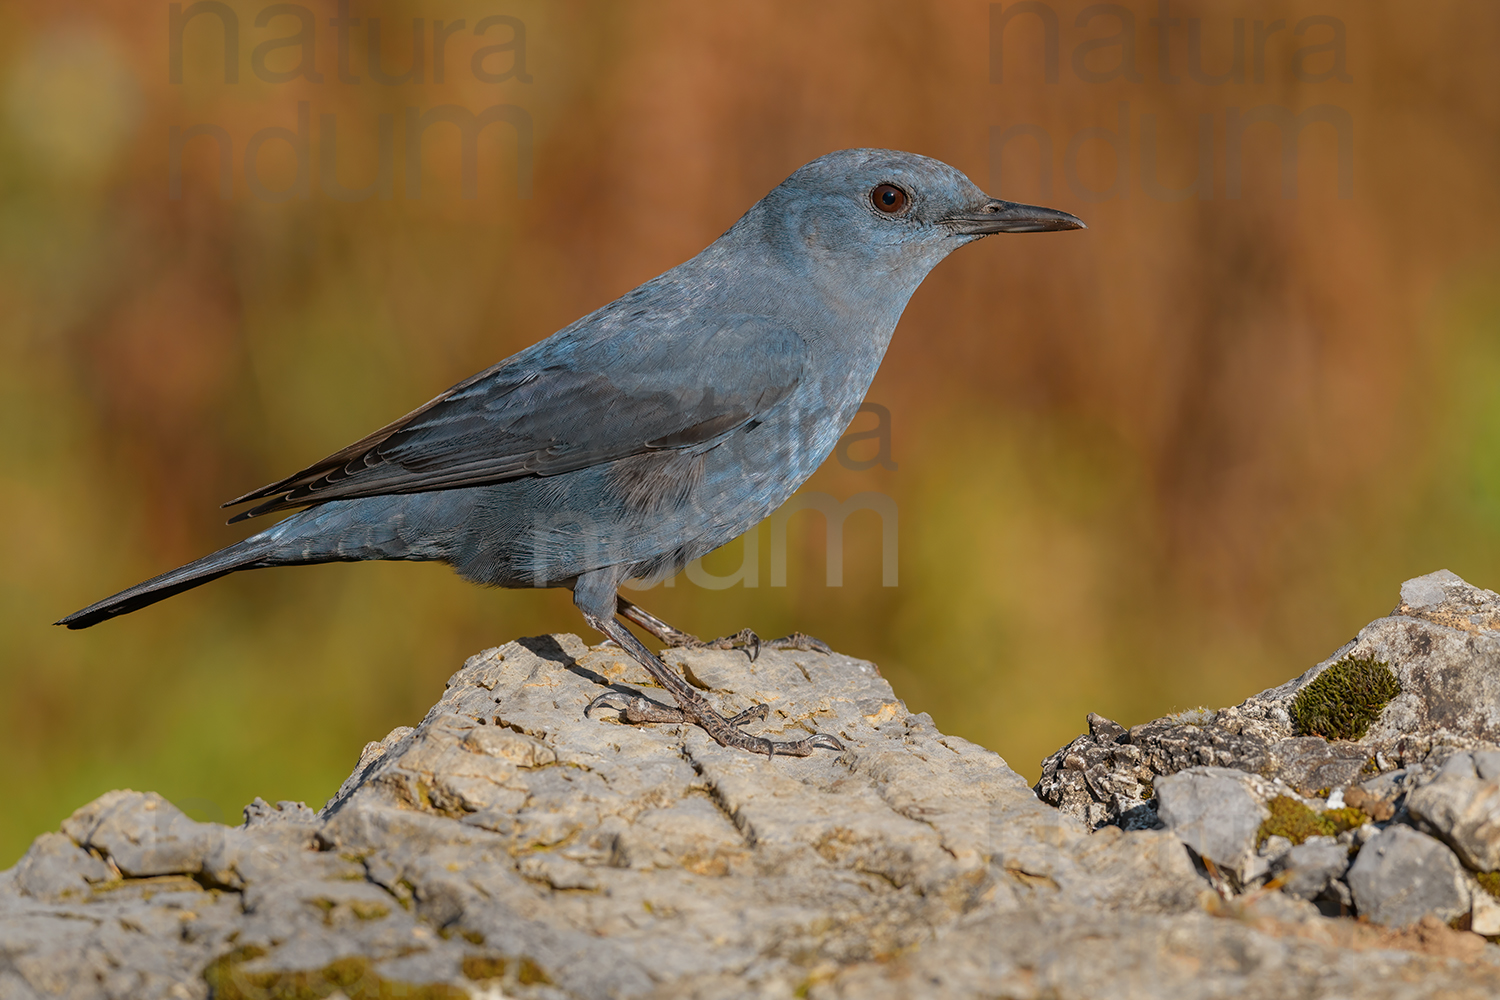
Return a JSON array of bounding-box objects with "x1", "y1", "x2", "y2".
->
[
  {"x1": 1347, "y1": 825, "x2": 1472, "y2": 927},
  {"x1": 1154, "y1": 768, "x2": 1268, "y2": 881},
  {"x1": 60, "y1": 789, "x2": 222, "y2": 879},
  {"x1": 6, "y1": 621, "x2": 1500, "y2": 998},
  {"x1": 1038, "y1": 569, "x2": 1500, "y2": 833},
  {"x1": 11, "y1": 832, "x2": 113, "y2": 901},
  {"x1": 1029, "y1": 569, "x2": 1500, "y2": 939},
  {"x1": 1406, "y1": 750, "x2": 1500, "y2": 871},
  {"x1": 1273, "y1": 837, "x2": 1351, "y2": 901},
  {"x1": 1474, "y1": 885, "x2": 1500, "y2": 936}
]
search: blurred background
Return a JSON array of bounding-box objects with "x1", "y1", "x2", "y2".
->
[{"x1": 3, "y1": 0, "x2": 1498, "y2": 864}]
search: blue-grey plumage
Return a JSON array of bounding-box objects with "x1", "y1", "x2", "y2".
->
[{"x1": 59, "y1": 148, "x2": 1084, "y2": 756}]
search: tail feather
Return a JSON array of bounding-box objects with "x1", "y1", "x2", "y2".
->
[{"x1": 57, "y1": 538, "x2": 276, "y2": 630}]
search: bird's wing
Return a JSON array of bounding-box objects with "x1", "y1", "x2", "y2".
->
[{"x1": 224, "y1": 314, "x2": 808, "y2": 522}]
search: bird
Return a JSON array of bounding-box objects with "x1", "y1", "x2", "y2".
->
[{"x1": 59, "y1": 148, "x2": 1084, "y2": 757}]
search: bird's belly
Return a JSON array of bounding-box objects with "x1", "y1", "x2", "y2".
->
[{"x1": 379, "y1": 385, "x2": 862, "y2": 590}]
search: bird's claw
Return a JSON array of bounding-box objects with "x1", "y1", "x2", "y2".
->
[
  {"x1": 585, "y1": 690, "x2": 685, "y2": 724},
  {"x1": 667, "y1": 628, "x2": 831, "y2": 662},
  {"x1": 703, "y1": 719, "x2": 845, "y2": 758},
  {"x1": 584, "y1": 688, "x2": 840, "y2": 757},
  {"x1": 764, "y1": 631, "x2": 833, "y2": 655},
  {"x1": 771, "y1": 732, "x2": 846, "y2": 756},
  {"x1": 725, "y1": 703, "x2": 770, "y2": 726},
  {"x1": 696, "y1": 628, "x2": 762, "y2": 661}
]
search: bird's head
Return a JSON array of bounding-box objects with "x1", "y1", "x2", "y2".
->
[{"x1": 737, "y1": 148, "x2": 1084, "y2": 307}]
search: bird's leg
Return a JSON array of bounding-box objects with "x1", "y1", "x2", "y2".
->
[{"x1": 582, "y1": 610, "x2": 843, "y2": 758}]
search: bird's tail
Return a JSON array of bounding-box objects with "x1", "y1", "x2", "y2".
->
[{"x1": 57, "y1": 535, "x2": 281, "y2": 630}]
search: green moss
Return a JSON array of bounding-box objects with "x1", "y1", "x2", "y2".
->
[
  {"x1": 202, "y1": 949, "x2": 468, "y2": 1000},
  {"x1": 461, "y1": 955, "x2": 507, "y2": 980},
  {"x1": 1290, "y1": 654, "x2": 1401, "y2": 740},
  {"x1": 1258, "y1": 796, "x2": 1331, "y2": 846},
  {"x1": 518, "y1": 957, "x2": 552, "y2": 985},
  {"x1": 1322, "y1": 807, "x2": 1369, "y2": 834},
  {"x1": 311, "y1": 897, "x2": 337, "y2": 925},
  {"x1": 1478, "y1": 871, "x2": 1500, "y2": 899},
  {"x1": 1257, "y1": 796, "x2": 1370, "y2": 847},
  {"x1": 351, "y1": 901, "x2": 390, "y2": 921}
]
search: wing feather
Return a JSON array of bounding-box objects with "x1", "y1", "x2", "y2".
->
[{"x1": 224, "y1": 315, "x2": 807, "y2": 522}]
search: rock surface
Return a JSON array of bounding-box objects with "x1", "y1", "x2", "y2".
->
[
  {"x1": 6, "y1": 577, "x2": 1500, "y2": 998},
  {"x1": 1154, "y1": 768, "x2": 1267, "y2": 883},
  {"x1": 1273, "y1": 837, "x2": 1351, "y2": 901},
  {"x1": 1037, "y1": 570, "x2": 1500, "y2": 833},
  {"x1": 1406, "y1": 751, "x2": 1500, "y2": 871},
  {"x1": 1347, "y1": 826, "x2": 1473, "y2": 928},
  {"x1": 1037, "y1": 569, "x2": 1500, "y2": 936}
]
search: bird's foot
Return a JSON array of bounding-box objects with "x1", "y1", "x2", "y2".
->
[
  {"x1": 586, "y1": 691, "x2": 767, "y2": 727},
  {"x1": 584, "y1": 690, "x2": 843, "y2": 758},
  {"x1": 585, "y1": 690, "x2": 686, "y2": 724},
  {"x1": 677, "y1": 628, "x2": 831, "y2": 660},
  {"x1": 762, "y1": 631, "x2": 833, "y2": 655},
  {"x1": 654, "y1": 627, "x2": 761, "y2": 659},
  {"x1": 695, "y1": 627, "x2": 762, "y2": 660}
]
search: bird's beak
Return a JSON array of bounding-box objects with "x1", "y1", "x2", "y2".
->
[{"x1": 941, "y1": 199, "x2": 1086, "y2": 235}]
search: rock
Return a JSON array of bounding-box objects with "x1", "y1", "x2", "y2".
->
[
  {"x1": 1265, "y1": 736, "x2": 1371, "y2": 791},
  {"x1": 1155, "y1": 768, "x2": 1268, "y2": 882},
  {"x1": 10, "y1": 629, "x2": 1500, "y2": 998},
  {"x1": 1038, "y1": 569, "x2": 1500, "y2": 831},
  {"x1": 1259, "y1": 834, "x2": 1293, "y2": 860},
  {"x1": 1406, "y1": 752, "x2": 1500, "y2": 871},
  {"x1": 1343, "y1": 784, "x2": 1396, "y2": 821},
  {"x1": 1470, "y1": 887, "x2": 1500, "y2": 941},
  {"x1": 242, "y1": 797, "x2": 319, "y2": 828},
  {"x1": 1032, "y1": 570, "x2": 1500, "y2": 938},
  {"x1": 12, "y1": 832, "x2": 113, "y2": 901},
  {"x1": 1474, "y1": 885, "x2": 1500, "y2": 936},
  {"x1": 1396, "y1": 569, "x2": 1500, "y2": 633},
  {"x1": 3, "y1": 636, "x2": 1221, "y2": 1000},
  {"x1": 1273, "y1": 837, "x2": 1350, "y2": 901},
  {"x1": 1400, "y1": 571, "x2": 1454, "y2": 610},
  {"x1": 59, "y1": 789, "x2": 224, "y2": 878},
  {"x1": 1347, "y1": 825, "x2": 1472, "y2": 926}
]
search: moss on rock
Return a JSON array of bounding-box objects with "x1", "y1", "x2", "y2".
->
[
  {"x1": 1290, "y1": 655, "x2": 1401, "y2": 740},
  {"x1": 202, "y1": 948, "x2": 469, "y2": 1000},
  {"x1": 1477, "y1": 871, "x2": 1500, "y2": 899},
  {"x1": 1322, "y1": 807, "x2": 1369, "y2": 835},
  {"x1": 1257, "y1": 795, "x2": 1369, "y2": 847}
]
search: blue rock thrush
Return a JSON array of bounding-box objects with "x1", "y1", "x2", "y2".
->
[{"x1": 60, "y1": 148, "x2": 1084, "y2": 756}]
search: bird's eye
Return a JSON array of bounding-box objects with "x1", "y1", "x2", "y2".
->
[{"x1": 871, "y1": 184, "x2": 908, "y2": 214}]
